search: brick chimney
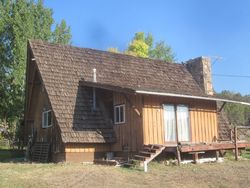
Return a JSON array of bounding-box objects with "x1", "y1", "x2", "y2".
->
[{"x1": 185, "y1": 56, "x2": 214, "y2": 95}]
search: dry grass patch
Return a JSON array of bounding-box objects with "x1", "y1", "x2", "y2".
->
[{"x1": 0, "y1": 160, "x2": 250, "y2": 188}]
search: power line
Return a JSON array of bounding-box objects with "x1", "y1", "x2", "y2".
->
[{"x1": 212, "y1": 74, "x2": 250, "y2": 78}]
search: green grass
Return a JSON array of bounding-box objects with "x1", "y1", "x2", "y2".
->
[
  {"x1": 0, "y1": 145, "x2": 10, "y2": 150},
  {"x1": 224, "y1": 150, "x2": 236, "y2": 160},
  {"x1": 242, "y1": 148, "x2": 250, "y2": 159},
  {"x1": 223, "y1": 148, "x2": 250, "y2": 160}
]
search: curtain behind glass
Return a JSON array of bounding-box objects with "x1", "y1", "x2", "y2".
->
[
  {"x1": 163, "y1": 105, "x2": 176, "y2": 142},
  {"x1": 177, "y1": 105, "x2": 190, "y2": 142}
]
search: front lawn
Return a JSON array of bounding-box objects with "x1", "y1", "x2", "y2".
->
[{"x1": 0, "y1": 160, "x2": 250, "y2": 188}]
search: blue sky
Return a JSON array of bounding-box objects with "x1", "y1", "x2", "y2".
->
[{"x1": 45, "y1": 0, "x2": 250, "y2": 95}]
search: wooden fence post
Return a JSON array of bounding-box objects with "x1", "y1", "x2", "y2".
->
[{"x1": 234, "y1": 126, "x2": 239, "y2": 161}]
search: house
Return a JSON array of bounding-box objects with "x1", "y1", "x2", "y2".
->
[{"x1": 24, "y1": 40, "x2": 250, "y2": 163}]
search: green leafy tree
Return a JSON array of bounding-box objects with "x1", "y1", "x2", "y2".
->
[
  {"x1": 109, "y1": 32, "x2": 175, "y2": 61},
  {"x1": 217, "y1": 91, "x2": 250, "y2": 126},
  {"x1": 107, "y1": 47, "x2": 120, "y2": 53},
  {"x1": 149, "y1": 41, "x2": 175, "y2": 62},
  {"x1": 0, "y1": 0, "x2": 71, "y2": 141},
  {"x1": 126, "y1": 39, "x2": 149, "y2": 58}
]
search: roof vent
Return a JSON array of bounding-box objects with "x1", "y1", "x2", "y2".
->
[
  {"x1": 93, "y1": 68, "x2": 97, "y2": 82},
  {"x1": 92, "y1": 68, "x2": 96, "y2": 111}
]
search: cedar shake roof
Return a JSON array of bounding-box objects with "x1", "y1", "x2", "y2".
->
[{"x1": 28, "y1": 40, "x2": 206, "y2": 143}]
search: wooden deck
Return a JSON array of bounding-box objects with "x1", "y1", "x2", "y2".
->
[
  {"x1": 129, "y1": 141, "x2": 250, "y2": 172},
  {"x1": 175, "y1": 141, "x2": 250, "y2": 153},
  {"x1": 164, "y1": 126, "x2": 250, "y2": 154},
  {"x1": 163, "y1": 140, "x2": 250, "y2": 164}
]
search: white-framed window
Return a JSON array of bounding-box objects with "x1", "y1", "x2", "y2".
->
[
  {"x1": 114, "y1": 104, "x2": 125, "y2": 124},
  {"x1": 42, "y1": 110, "x2": 52, "y2": 128}
]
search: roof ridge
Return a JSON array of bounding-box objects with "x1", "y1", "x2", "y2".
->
[{"x1": 28, "y1": 39, "x2": 176, "y2": 64}]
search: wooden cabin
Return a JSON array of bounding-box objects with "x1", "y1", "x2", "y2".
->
[{"x1": 24, "y1": 40, "x2": 250, "y2": 163}]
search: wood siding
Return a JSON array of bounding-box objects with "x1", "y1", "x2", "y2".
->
[
  {"x1": 111, "y1": 93, "x2": 143, "y2": 152},
  {"x1": 190, "y1": 107, "x2": 218, "y2": 143},
  {"x1": 25, "y1": 68, "x2": 54, "y2": 142},
  {"x1": 142, "y1": 95, "x2": 218, "y2": 145},
  {"x1": 143, "y1": 96, "x2": 165, "y2": 145},
  {"x1": 65, "y1": 143, "x2": 111, "y2": 162},
  {"x1": 24, "y1": 61, "x2": 64, "y2": 155}
]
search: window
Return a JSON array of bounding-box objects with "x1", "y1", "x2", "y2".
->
[
  {"x1": 114, "y1": 104, "x2": 125, "y2": 124},
  {"x1": 42, "y1": 110, "x2": 52, "y2": 128}
]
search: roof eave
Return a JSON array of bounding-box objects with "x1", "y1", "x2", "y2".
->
[
  {"x1": 80, "y1": 80, "x2": 135, "y2": 94},
  {"x1": 135, "y1": 90, "x2": 250, "y2": 106}
]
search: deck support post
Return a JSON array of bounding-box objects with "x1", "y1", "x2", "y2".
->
[
  {"x1": 176, "y1": 146, "x2": 181, "y2": 166},
  {"x1": 193, "y1": 152, "x2": 199, "y2": 164},
  {"x1": 234, "y1": 126, "x2": 239, "y2": 161},
  {"x1": 215, "y1": 150, "x2": 219, "y2": 162},
  {"x1": 144, "y1": 161, "x2": 148, "y2": 172}
]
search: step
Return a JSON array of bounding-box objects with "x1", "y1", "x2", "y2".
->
[
  {"x1": 139, "y1": 151, "x2": 152, "y2": 157},
  {"x1": 31, "y1": 142, "x2": 50, "y2": 163},
  {"x1": 147, "y1": 144, "x2": 163, "y2": 150},
  {"x1": 143, "y1": 148, "x2": 157, "y2": 153},
  {"x1": 33, "y1": 146, "x2": 50, "y2": 148},
  {"x1": 32, "y1": 153, "x2": 49, "y2": 156},
  {"x1": 123, "y1": 163, "x2": 135, "y2": 167},
  {"x1": 134, "y1": 155, "x2": 147, "y2": 161}
]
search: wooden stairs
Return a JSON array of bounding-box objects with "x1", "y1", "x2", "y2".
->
[
  {"x1": 132, "y1": 144, "x2": 166, "y2": 171},
  {"x1": 31, "y1": 142, "x2": 50, "y2": 163}
]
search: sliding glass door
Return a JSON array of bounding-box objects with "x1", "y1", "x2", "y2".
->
[
  {"x1": 176, "y1": 105, "x2": 190, "y2": 142},
  {"x1": 163, "y1": 104, "x2": 190, "y2": 143},
  {"x1": 163, "y1": 105, "x2": 176, "y2": 142}
]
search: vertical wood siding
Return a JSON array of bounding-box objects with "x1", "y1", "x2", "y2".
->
[
  {"x1": 25, "y1": 65, "x2": 64, "y2": 154},
  {"x1": 189, "y1": 108, "x2": 217, "y2": 142},
  {"x1": 143, "y1": 96, "x2": 164, "y2": 145},
  {"x1": 112, "y1": 93, "x2": 143, "y2": 152},
  {"x1": 142, "y1": 95, "x2": 218, "y2": 145}
]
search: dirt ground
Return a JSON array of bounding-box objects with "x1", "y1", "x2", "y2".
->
[{"x1": 0, "y1": 159, "x2": 250, "y2": 188}]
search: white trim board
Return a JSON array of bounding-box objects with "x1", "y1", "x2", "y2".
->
[{"x1": 135, "y1": 90, "x2": 250, "y2": 106}]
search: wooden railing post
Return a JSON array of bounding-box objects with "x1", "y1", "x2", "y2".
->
[
  {"x1": 230, "y1": 129, "x2": 233, "y2": 141},
  {"x1": 234, "y1": 126, "x2": 239, "y2": 161}
]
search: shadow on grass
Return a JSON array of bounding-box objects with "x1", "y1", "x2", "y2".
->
[
  {"x1": 224, "y1": 148, "x2": 250, "y2": 160},
  {"x1": 0, "y1": 149, "x2": 25, "y2": 163},
  {"x1": 242, "y1": 148, "x2": 250, "y2": 159},
  {"x1": 119, "y1": 161, "x2": 175, "y2": 173},
  {"x1": 120, "y1": 165, "x2": 144, "y2": 172}
]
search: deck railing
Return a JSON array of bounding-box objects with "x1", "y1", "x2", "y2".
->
[{"x1": 233, "y1": 126, "x2": 250, "y2": 160}]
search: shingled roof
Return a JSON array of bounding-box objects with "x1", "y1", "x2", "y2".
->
[{"x1": 28, "y1": 40, "x2": 206, "y2": 143}]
